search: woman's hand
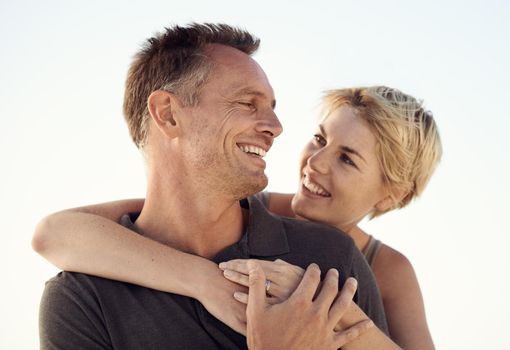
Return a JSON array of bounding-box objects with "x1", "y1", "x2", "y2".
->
[
  {"x1": 219, "y1": 258, "x2": 305, "y2": 303},
  {"x1": 195, "y1": 265, "x2": 248, "y2": 335}
]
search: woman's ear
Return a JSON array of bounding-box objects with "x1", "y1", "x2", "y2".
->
[
  {"x1": 375, "y1": 187, "x2": 409, "y2": 212},
  {"x1": 147, "y1": 90, "x2": 182, "y2": 139}
]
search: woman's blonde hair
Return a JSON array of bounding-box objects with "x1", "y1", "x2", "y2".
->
[{"x1": 322, "y1": 86, "x2": 442, "y2": 218}]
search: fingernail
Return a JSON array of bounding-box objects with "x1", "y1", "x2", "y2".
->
[
  {"x1": 219, "y1": 262, "x2": 226, "y2": 269},
  {"x1": 223, "y1": 269, "x2": 232, "y2": 277},
  {"x1": 233, "y1": 292, "x2": 242, "y2": 300}
]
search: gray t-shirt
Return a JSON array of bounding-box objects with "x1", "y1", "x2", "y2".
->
[{"x1": 39, "y1": 195, "x2": 387, "y2": 349}]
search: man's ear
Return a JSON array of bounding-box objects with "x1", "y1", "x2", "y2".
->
[
  {"x1": 147, "y1": 90, "x2": 182, "y2": 139},
  {"x1": 374, "y1": 187, "x2": 409, "y2": 212}
]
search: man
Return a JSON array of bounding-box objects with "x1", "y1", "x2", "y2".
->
[{"x1": 39, "y1": 23, "x2": 386, "y2": 349}]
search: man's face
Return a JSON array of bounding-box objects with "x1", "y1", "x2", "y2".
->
[{"x1": 178, "y1": 44, "x2": 282, "y2": 199}]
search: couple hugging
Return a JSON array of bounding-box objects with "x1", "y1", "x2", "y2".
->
[{"x1": 34, "y1": 23, "x2": 440, "y2": 350}]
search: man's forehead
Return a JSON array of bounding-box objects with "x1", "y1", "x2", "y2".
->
[
  {"x1": 205, "y1": 45, "x2": 275, "y2": 102},
  {"x1": 204, "y1": 43, "x2": 249, "y2": 62}
]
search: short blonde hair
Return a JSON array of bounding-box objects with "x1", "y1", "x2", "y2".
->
[{"x1": 322, "y1": 86, "x2": 442, "y2": 218}]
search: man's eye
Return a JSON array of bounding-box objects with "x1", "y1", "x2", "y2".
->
[
  {"x1": 238, "y1": 102, "x2": 255, "y2": 109},
  {"x1": 340, "y1": 153, "x2": 356, "y2": 167},
  {"x1": 313, "y1": 134, "x2": 326, "y2": 146}
]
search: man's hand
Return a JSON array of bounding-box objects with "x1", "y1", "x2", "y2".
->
[{"x1": 246, "y1": 261, "x2": 373, "y2": 350}]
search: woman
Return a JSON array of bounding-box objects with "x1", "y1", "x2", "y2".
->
[{"x1": 33, "y1": 86, "x2": 441, "y2": 349}]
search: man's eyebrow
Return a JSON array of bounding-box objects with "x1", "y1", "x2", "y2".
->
[
  {"x1": 233, "y1": 87, "x2": 276, "y2": 109},
  {"x1": 319, "y1": 124, "x2": 366, "y2": 163}
]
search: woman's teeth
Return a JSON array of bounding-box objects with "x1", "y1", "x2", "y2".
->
[{"x1": 303, "y1": 176, "x2": 331, "y2": 197}]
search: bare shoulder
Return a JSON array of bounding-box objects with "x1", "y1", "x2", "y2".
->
[
  {"x1": 372, "y1": 243, "x2": 435, "y2": 349},
  {"x1": 267, "y1": 192, "x2": 295, "y2": 218},
  {"x1": 372, "y1": 244, "x2": 419, "y2": 302}
]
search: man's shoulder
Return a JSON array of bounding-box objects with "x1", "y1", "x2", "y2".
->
[
  {"x1": 280, "y1": 216, "x2": 355, "y2": 248},
  {"x1": 44, "y1": 271, "x2": 137, "y2": 302},
  {"x1": 46, "y1": 270, "x2": 113, "y2": 289}
]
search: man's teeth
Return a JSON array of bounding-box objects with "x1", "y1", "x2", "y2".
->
[
  {"x1": 303, "y1": 176, "x2": 331, "y2": 197},
  {"x1": 239, "y1": 145, "x2": 267, "y2": 158}
]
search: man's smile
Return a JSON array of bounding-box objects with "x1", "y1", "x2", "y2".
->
[{"x1": 237, "y1": 143, "x2": 267, "y2": 158}]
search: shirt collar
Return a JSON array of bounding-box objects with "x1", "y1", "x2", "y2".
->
[{"x1": 120, "y1": 194, "x2": 291, "y2": 257}]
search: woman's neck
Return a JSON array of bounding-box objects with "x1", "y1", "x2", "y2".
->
[{"x1": 345, "y1": 225, "x2": 371, "y2": 252}]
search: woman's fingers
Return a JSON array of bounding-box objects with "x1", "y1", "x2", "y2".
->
[
  {"x1": 234, "y1": 292, "x2": 280, "y2": 305},
  {"x1": 234, "y1": 291, "x2": 249, "y2": 304},
  {"x1": 226, "y1": 269, "x2": 285, "y2": 302},
  {"x1": 219, "y1": 259, "x2": 252, "y2": 274},
  {"x1": 223, "y1": 269, "x2": 250, "y2": 287}
]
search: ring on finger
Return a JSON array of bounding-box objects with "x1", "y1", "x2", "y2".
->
[{"x1": 265, "y1": 279, "x2": 272, "y2": 293}]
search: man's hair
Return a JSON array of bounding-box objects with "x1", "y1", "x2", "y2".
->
[
  {"x1": 123, "y1": 23, "x2": 260, "y2": 148},
  {"x1": 322, "y1": 86, "x2": 442, "y2": 218}
]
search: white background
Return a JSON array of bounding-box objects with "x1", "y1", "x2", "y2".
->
[{"x1": 1, "y1": 0, "x2": 509, "y2": 349}]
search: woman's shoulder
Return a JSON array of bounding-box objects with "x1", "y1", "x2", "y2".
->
[{"x1": 372, "y1": 243, "x2": 420, "y2": 302}]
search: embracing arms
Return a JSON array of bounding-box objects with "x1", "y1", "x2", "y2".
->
[
  {"x1": 32, "y1": 199, "x2": 400, "y2": 348},
  {"x1": 32, "y1": 199, "x2": 248, "y2": 334}
]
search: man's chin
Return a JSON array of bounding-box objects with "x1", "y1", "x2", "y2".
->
[{"x1": 232, "y1": 174, "x2": 268, "y2": 200}]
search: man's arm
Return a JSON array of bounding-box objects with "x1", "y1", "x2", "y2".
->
[{"x1": 39, "y1": 274, "x2": 111, "y2": 350}]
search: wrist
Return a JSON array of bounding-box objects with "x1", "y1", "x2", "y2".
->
[{"x1": 186, "y1": 259, "x2": 224, "y2": 300}]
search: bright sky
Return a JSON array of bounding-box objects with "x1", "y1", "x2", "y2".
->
[{"x1": 1, "y1": 0, "x2": 509, "y2": 349}]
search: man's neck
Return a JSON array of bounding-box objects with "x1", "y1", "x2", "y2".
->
[{"x1": 133, "y1": 181, "x2": 246, "y2": 259}]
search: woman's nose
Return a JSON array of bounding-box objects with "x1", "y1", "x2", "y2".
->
[{"x1": 307, "y1": 148, "x2": 330, "y2": 175}]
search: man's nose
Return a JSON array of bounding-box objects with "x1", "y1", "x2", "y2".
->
[
  {"x1": 307, "y1": 147, "x2": 329, "y2": 175},
  {"x1": 256, "y1": 109, "x2": 283, "y2": 138}
]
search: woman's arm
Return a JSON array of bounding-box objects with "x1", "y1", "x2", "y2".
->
[
  {"x1": 32, "y1": 200, "x2": 247, "y2": 334},
  {"x1": 373, "y1": 247, "x2": 435, "y2": 349},
  {"x1": 220, "y1": 259, "x2": 402, "y2": 350},
  {"x1": 265, "y1": 192, "x2": 295, "y2": 217}
]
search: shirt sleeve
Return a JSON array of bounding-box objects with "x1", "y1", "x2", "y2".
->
[
  {"x1": 39, "y1": 275, "x2": 112, "y2": 350},
  {"x1": 348, "y1": 247, "x2": 389, "y2": 335}
]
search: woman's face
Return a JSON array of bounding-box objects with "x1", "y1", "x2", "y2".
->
[{"x1": 291, "y1": 105, "x2": 390, "y2": 232}]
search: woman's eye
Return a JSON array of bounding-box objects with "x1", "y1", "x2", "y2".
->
[
  {"x1": 340, "y1": 153, "x2": 356, "y2": 167},
  {"x1": 313, "y1": 134, "x2": 326, "y2": 146}
]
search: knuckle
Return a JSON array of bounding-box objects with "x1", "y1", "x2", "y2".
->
[
  {"x1": 289, "y1": 294, "x2": 307, "y2": 308},
  {"x1": 293, "y1": 266, "x2": 305, "y2": 276},
  {"x1": 247, "y1": 260, "x2": 260, "y2": 273},
  {"x1": 310, "y1": 306, "x2": 324, "y2": 322}
]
